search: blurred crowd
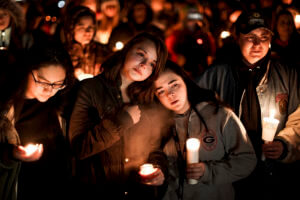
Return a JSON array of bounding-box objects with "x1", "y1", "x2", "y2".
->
[
  {"x1": 1, "y1": 0, "x2": 300, "y2": 200},
  {"x1": 1, "y1": 0, "x2": 300, "y2": 80}
]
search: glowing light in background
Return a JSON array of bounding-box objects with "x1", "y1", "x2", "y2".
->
[
  {"x1": 115, "y1": 41, "x2": 124, "y2": 51},
  {"x1": 196, "y1": 38, "x2": 203, "y2": 45},
  {"x1": 58, "y1": 0, "x2": 65, "y2": 8},
  {"x1": 220, "y1": 31, "x2": 231, "y2": 39},
  {"x1": 229, "y1": 10, "x2": 242, "y2": 23},
  {"x1": 151, "y1": 0, "x2": 164, "y2": 13},
  {"x1": 295, "y1": 14, "x2": 300, "y2": 29},
  {"x1": 51, "y1": 16, "x2": 57, "y2": 22},
  {"x1": 45, "y1": 15, "x2": 51, "y2": 22}
]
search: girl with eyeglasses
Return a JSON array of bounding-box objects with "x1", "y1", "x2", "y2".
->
[{"x1": 0, "y1": 43, "x2": 75, "y2": 200}]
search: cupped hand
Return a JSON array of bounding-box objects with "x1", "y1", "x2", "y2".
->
[
  {"x1": 140, "y1": 168, "x2": 165, "y2": 186},
  {"x1": 13, "y1": 144, "x2": 43, "y2": 162}
]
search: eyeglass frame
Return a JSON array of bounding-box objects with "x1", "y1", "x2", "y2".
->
[{"x1": 31, "y1": 71, "x2": 66, "y2": 90}]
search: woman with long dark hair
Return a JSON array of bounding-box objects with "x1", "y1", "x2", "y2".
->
[
  {"x1": 151, "y1": 60, "x2": 257, "y2": 200},
  {"x1": 271, "y1": 9, "x2": 300, "y2": 65},
  {"x1": 69, "y1": 32, "x2": 170, "y2": 199},
  {"x1": 0, "y1": 43, "x2": 75, "y2": 200}
]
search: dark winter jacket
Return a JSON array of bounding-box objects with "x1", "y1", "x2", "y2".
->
[
  {"x1": 198, "y1": 57, "x2": 300, "y2": 163},
  {"x1": 69, "y1": 74, "x2": 172, "y2": 199},
  {"x1": 0, "y1": 112, "x2": 21, "y2": 200},
  {"x1": 14, "y1": 97, "x2": 71, "y2": 200}
]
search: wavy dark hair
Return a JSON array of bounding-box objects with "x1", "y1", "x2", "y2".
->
[
  {"x1": 127, "y1": 0, "x2": 153, "y2": 26},
  {"x1": 102, "y1": 32, "x2": 168, "y2": 104},
  {"x1": 62, "y1": 5, "x2": 96, "y2": 47},
  {"x1": 151, "y1": 60, "x2": 219, "y2": 105},
  {"x1": 26, "y1": 43, "x2": 75, "y2": 87},
  {"x1": 1, "y1": 43, "x2": 75, "y2": 114},
  {"x1": 20, "y1": 43, "x2": 74, "y2": 99},
  {"x1": 149, "y1": 60, "x2": 223, "y2": 129},
  {"x1": 273, "y1": 9, "x2": 298, "y2": 41}
]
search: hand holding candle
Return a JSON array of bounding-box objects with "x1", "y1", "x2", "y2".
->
[
  {"x1": 186, "y1": 138, "x2": 200, "y2": 184},
  {"x1": 262, "y1": 140, "x2": 284, "y2": 160},
  {"x1": 139, "y1": 163, "x2": 158, "y2": 176},
  {"x1": 261, "y1": 110, "x2": 279, "y2": 160},
  {"x1": 13, "y1": 143, "x2": 43, "y2": 162},
  {"x1": 139, "y1": 163, "x2": 164, "y2": 186},
  {"x1": 262, "y1": 110, "x2": 279, "y2": 142}
]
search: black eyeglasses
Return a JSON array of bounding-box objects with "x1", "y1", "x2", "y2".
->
[{"x1": 31, "y1": 71, "x2": 66, "y2": 90}]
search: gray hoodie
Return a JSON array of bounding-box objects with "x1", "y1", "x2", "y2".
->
[{"x1": 163, "y1": 102, "x2": 257, "y2": 200}]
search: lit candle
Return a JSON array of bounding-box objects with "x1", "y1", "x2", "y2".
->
[
  {"x1": 186, "y1": 138, "x2": 200, "y2": 184},
  {"x1": 295, "y1": 14, "x2": 300, "y2": 30},
  {"x1": 139, "y1": 163, "x2": 158, "y2": 177},
  {"x1": 262, "y1": 110, "x2": 279, "y2": 142},
  {"x1": 23, "y1": 143, "x2": 39, "y2": 156},
  {"x1": 261, "y1": 109, "x2": 279, "y2": 160}
]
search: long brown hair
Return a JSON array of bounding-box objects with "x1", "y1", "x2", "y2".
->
[
  {"x1": 62, "y1": 5, "x2": 96, "y2": 47},
  {"x1": 102, "y1": 32, "x2": 168, "y2": 104}
]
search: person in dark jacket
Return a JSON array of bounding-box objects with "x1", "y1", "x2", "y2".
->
[
  {"x1": 68, "y1": 32, "x2": 170, "y2": 200},
  {"x1": 198, "y1": 9, "x2": 300, "y2": 200},
  {"x1": 0, "y1": 78, "x2": 43, "y2": 200},
  {"x1": 0, "y1": 44, "x2": 74, "y2": 200}
]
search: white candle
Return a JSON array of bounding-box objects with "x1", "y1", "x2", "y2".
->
[
  {"x1": 261, "y1": 110, "x2": 279, "y2": 161},
  {"x1": 139, "y1": 163, "x2": 157, "y2": 177},
  {"x1": 262, "y1": 110, "x2": 279, "y2": 142},
  {"x1": 186, "y1": 138, "x2": 200, "y2": 184},
  {"x1": 295, "y1": 14, "x2": 300, "y2": 29}
]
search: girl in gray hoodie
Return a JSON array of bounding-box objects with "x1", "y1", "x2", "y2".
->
[{"x1": 150, "y1": 60, "x2": 257, "y2": 200}]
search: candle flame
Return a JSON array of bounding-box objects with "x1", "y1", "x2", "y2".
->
[
  {"x1": 220, "y1": 31, "x2": 230, "y2": 39},
  {"x1": 270, "y1": 109, "x2": 275, "y2": 119},
  {"x1": 24, "y1": 144, "x2": 39, "y2": 156},
  {"x1": 295, "y1": 15, "x2": 300, "y2": 26},
  {"x1": 186, "y1": 138, "x2": 200, "y2": 151},
  {"x1": 139, "y1": 163, "x2": 157, "y2": 176}
]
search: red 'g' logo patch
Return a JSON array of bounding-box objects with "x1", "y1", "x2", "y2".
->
[
  {"x1": 200, "y1": 129, "x2": 217, "y2": 151},
  {"x1": 275, "y1": 93, "x2": 288, "y2": 115}
]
